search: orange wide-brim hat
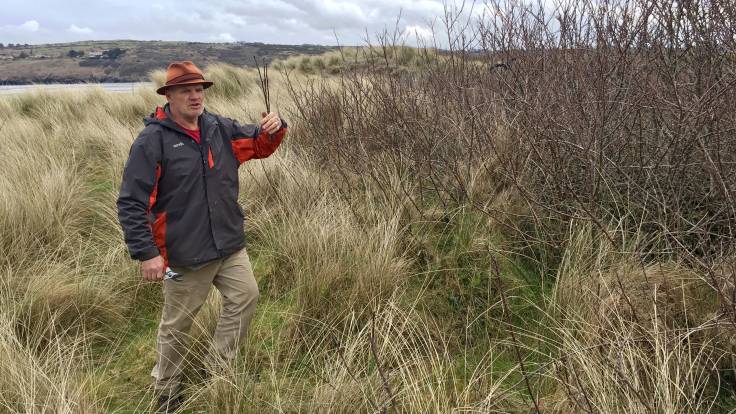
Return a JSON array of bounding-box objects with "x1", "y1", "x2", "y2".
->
[{"x1": 156, "y1": 61, "x2": 214, "y2": 95}]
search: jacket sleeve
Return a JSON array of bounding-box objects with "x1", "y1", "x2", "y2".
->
[
  {"x1": 116, "y1": 130, "x2": 162, "y2": 262},
  {"x1": 221, "y1": 116, "x2": 288, "y2": 165}
]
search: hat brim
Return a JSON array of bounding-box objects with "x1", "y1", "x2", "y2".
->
[{"x1": 156, "y1": 80, "x2": 214, "y2": 95}]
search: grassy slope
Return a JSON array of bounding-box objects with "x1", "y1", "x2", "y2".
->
[{"x1": 0, "y1": 40, "x2": 336, "y2": 83}]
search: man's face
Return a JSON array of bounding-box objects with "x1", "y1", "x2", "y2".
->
[{"x1": 166, "y1": 84, "x2": 205, "y2": 121}]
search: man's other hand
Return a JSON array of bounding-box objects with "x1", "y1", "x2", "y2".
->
[
  {"x1": 142, "y1": 255, "x2": 165, "y2": 281},
  {"x1": 260, "y1": 112, "x2": 282, "y2": 134}
]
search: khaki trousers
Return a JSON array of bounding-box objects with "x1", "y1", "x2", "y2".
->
[{"x1": 151, "y1": 248, "x2": 259, "y2": 396}]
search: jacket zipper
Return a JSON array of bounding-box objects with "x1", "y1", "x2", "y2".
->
[{"x1": 197, "y1": 122, "x2": 221, "y2": 254}]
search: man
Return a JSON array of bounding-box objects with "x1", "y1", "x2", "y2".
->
[{"x1": 116, "y1": 61, "x2": 287, "y2": 412}]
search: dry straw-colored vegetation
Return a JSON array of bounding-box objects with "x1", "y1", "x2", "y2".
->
[{"x1": 2, "y1": 0, "x2": 736, "y2": 412}]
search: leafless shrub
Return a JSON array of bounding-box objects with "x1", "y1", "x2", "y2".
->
[
  {"x1": 282, "y1": 0, "x2": 736, "y2": 407},
  {"x1": 286, "y1": 0, "x2": 736, "y2": 258}
]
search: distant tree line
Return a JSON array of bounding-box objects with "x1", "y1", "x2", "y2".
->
[{"x1": 0, "y1": 45, "x2": 124, "y2": 61}]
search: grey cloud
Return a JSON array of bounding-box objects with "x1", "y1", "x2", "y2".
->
[{"x1": 0, "y1": 0, "x2": 448, "y2": 45}]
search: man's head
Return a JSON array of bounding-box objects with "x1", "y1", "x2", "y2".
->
[
  {"x1": 165, "y1": 83, "x2": 205, "y2": 122},
  {"x1": 157, "y1": 61, "x2": 213, "y2": 122}
]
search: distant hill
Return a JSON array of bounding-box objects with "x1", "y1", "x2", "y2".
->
[{"x1": 0, "y1": 40, "x2": 337, "y2": 84}]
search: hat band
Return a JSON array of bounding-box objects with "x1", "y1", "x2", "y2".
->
[{"x1": 166, "y1": 72, "x2": 205, "y2": 86}]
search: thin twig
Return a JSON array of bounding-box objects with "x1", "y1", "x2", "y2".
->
[
  {"x1": 369, "y1": 314, "x2": 394, "y2": 413},
  {"x1": 254, "y1": 56, "x2": 271, "y2": 113},
  {"x1": 491, "y1": 257, "x2": 541, "y2": 414},
  {"x1": 251, "y1": 55, "x2": 282, "y2": 205},
  {"x1": 334, "y1": 337, "x2": 380, "y2": 412}
]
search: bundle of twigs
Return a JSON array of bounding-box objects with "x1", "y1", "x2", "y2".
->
[{"x1": 254, "y1": 56, "x2": 270, "y2": 114}]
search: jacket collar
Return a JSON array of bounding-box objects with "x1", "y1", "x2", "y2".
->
[{"x1": 144, "y1": 104, "x2": 219, "y2": 141}]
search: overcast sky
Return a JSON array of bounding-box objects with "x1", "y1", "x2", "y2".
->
[{"x1": 0, "y1": 0, "x2": 461, "y2": 46}]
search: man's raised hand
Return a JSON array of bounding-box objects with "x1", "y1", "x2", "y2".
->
[{"x1": 260, "y1": 112, "x2": 282, "y2": 134}]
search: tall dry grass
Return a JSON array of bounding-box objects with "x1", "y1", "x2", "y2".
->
[
  {"x1": 181, "y1": 295, "x2": 522, "y2": 413},
  {"x1": 1, "y1": 2, "x2": 736, "y2": 411},
  {"x1": 272, "y1": 46, "x2": 440, "y2": 75},
  {"x1": 541, "y1": 223, "x2": 725, "y2": 413}
]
